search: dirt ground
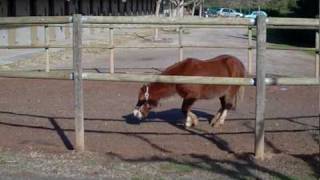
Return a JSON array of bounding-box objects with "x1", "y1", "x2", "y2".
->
[{"x1": 0, "y1": 27, "x2": 319, "y2": 179}]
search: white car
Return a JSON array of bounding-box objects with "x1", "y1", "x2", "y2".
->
[{"x1": 216, "y1": 8, "x2": 243, "y2": 17}]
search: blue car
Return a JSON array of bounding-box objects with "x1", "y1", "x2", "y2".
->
[{"x1": 244, "y1": 11, "x2": 268, "y2": 19}]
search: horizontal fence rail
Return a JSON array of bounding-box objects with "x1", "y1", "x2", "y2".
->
[
  {"x1": 81, "y1": 73, "x2": 255, "y2": 85},
  {"x1": 82, "y1": 16, "x2": 255, "y2": 26},
  {"x1": 0, "y1": 71, "x2": 72, "y2": 79},
  {"x1": 0, "y1": 71, "x2": 319, "y2": 86},
  {"x1": 0, "y1": 45, "x2": 72, "y2": 49},
  {"x1": 267, "y1": 17, "x2": 320, "y2": 27},
  {"x1": 0, "y1": 16, "x2": 318, "y2": 28},
  {"x1": 0, "y1": 16, "x2": 72, "y2": 25},
  {"x1": 0, "y1": 44, "x2": 315, "y2": 51}
]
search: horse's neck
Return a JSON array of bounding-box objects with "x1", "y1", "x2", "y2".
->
[{"x1": 150, "y1": 83, "x2": 176, "y2": 100}]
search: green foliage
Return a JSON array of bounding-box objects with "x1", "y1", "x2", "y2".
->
[
  {"x1": 263, "y1": 0, "x2": 297, "y2": 15},
  {"x1": 205, "y1": 0, "x2": 318, "y2": 47},
  {"x1": 294, "y1": 0, "x2": 318, "y2": 18}
]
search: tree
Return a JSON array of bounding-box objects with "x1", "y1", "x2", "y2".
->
[
  {"x1": 294, "y1": 0, "x2": 318, "y2": 17},
  {"x1": 169, "y1": 0, "x2": 202, "y2": 17},
  {"x1": 192, "y1": 0, "x2": 201, "y2": 16},
  {"x1": 154, "y1": 0, "x2": 162, "y2": 41}
]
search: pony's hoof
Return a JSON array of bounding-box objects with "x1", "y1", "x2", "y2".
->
[
  {"x1": 212, "y1": 123, "x2": 219, "y2": 128},
  {"x1": 193, "y1": 120, "x2": 199, "y2": 126},
  {"x1": 185, "y1": 122, "x2": 192, "y2": 128},
  {"x1": 212, "y1": 120, "x2": 222, "y2": 128},
  {"x1": 210, "y1": 118, "x2": 218, "y2": 126}
]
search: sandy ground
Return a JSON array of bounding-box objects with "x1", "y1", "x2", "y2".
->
[{"x1": 0, "y1": 27, "x2": 319, "y2": 179}]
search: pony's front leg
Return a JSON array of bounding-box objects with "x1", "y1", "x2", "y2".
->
[
  {"x1": 182, "y1": 98, "x2": 198, "y2": 128},
  {"x1": 186, "y1": 111, "x2": 199, "y2": 127}
]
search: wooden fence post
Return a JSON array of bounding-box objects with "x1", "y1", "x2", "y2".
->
[
  {"x1": 255, "y1": 15, "x2": 267, "y2": 159},
  {"x1": 65, "y1": 26, "x2": 71, "y2": 40},
  {"x1": 178, "y1": 27, "x2": 183, "y2": 61},
  {"x1": 73, "y1": 14, "x2": 85, "y2": 151},
  {"x1": 109, "y1": 28, "x2": 115, "y2": 74},
  {"x1": 315, "y1": 32, "x2": 319, "y2": 78},
  {"x1": 8, "y1": 28, "x2": 16, "y2": 46},
  {"x1": 31, "y1": 26, "x2": 38, "y2": 45},
  {"x1": 318, "y1": 0, "x2": 320, "y2": 157},
  {"x1": 44, "y1": 25, "x2": 50, "y2": 72},
  {"x1": 248, "y1": 27, "x2": 253, "y2": 74}
]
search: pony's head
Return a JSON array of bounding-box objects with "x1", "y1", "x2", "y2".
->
[{"x1": 133, "y1": 85, "x2": 158, "y2": 119}]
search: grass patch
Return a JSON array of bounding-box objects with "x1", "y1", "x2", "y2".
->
[
  {"x1": 0, "y1": 152, "x2": 15, "y2": 165},
  {"x1": 270, "y1": 176, "x2": 305, "y2": 180},
  {"x1": 131, "y1": 176, "x2": 165, "y2": 180},
  {"x1": 159, "y1": 162, "x2": 193, "y2": 174},
  {"x1": 0, "y1": 156, "x2": 6, "y2": 165}
]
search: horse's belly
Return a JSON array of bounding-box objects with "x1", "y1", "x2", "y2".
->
[
  {"x1": 200, "y1": 85, "x2": 228, "y2": 99},
  {"x1": 176, "y1": 85, "x2": 228, "y2": 99}
]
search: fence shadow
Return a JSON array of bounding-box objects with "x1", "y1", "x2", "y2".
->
[
  {"x1": 48, "y1": 117, "x2": 74, "y2": 150},
  {"x1": 292, "y1": 154, "x2": 320, "y2": 178},
  {"x1": 0, "y1": 110, "x2": 318, "y2": 156},
  {"x1": 0, "y1": 109, "x2": 318, "y2": 179},
  {"x1": 104, "y1": 151, "x2": 315, "y2": 180}
]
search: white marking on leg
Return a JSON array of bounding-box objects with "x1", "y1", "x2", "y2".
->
[
  {"x1": 218, "y1": 110, "x2": 228, "y2": 125},
  {"x1": 188, "y1": 111, "x2": 199, "y2": 126},
  {"x1": 185, "y1": 115, "x2": 192, "y2": 127}
]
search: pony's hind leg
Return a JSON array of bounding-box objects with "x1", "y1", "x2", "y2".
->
[
  {"x1": 211, "y1": 89, "x2": 237, "y2": 128},
  {"x1": 181, "y1": 98, "x2": 198, "y2": 127},
  {"x1": 210, "y1": 96, "x2": 225, "y2": 127}
]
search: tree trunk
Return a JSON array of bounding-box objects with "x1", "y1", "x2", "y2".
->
[
  {"x1": 154, "y1": 0, "x2": 162, "y2": 41},
  {"x1": 192, "y1": 1, "x2": 196, "y2": 16},
  {"x1": 155, "y1": 0, "x2": 161, "y2": 16},
  {"x1": 179, "y1": 0, "x2": 184, "y2": 17},
  {"x1": 199, "y1": 0, "x2": 203, "y2": 18}
]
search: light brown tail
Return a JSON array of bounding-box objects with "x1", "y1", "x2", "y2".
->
[{"x1": 234, "y1": 86, "x2": 245, "y2": 110}]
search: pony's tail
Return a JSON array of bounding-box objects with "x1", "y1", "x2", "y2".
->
[
  {"x1": 234, "y1": 86, "x2": 245, "y2": 110},
  {"x1": 230, "y1": 58, "x2": 246, "y2": 110}
]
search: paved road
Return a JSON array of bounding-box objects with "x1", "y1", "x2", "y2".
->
[{"x1": 83, "y1": 27, "x2": 315, "y2": 77}]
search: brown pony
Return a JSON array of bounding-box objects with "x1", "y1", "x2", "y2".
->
[{"x1": 133, "y1": 55, "x2": 245, "y2": 128}]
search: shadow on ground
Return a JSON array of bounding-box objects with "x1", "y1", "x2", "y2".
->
[{"x1": 0, "y1": 110, "x2": 319, "y2": 179}]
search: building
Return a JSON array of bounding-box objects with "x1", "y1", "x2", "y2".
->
[{"x1": 0, "y1": 0, "x2": 158, "y2": 17}]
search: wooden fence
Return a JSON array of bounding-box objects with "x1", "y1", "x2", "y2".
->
[{"x1": 0, "y1": 15, "x2": 319, "y2": 159}]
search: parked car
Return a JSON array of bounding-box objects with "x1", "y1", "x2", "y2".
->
[
  {"x1": 244, "y1": 11, "x2": 268, "y2": 19},
  {"x1": 216, "y1": 8, "x2": 244, "y2": 17},
  {"x1": 205, "y1": 8, "x2": 220, "y2": 17}
]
